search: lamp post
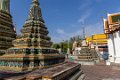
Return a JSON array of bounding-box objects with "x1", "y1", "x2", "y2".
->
[
  {"x1": 67, "y1": 40, "x2": 70, "y2": 53},
  {"x1": 67, "y1": 40, "x2": 70, "y2": 58},
  {"x1": 61, "y1": 40, "x2": 64, "y2": 54}
]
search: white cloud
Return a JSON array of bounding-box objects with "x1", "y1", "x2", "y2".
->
[
  {"x1": 51, "y1": 22, "x2": 103, "y2": 43},
  {"x1": 78, "y1": 12, "x2": 91, "y2": 23},
  {"x1": 79, "y1": 0, "x2": 92, "y2": 10},
  {"x1": 78, "y1": 9, "x2": 92, "y2": 23},
  {"x1": 56, "y1": 28, "x2": 65, "y2": 34},
  {"x1": 85, "y1": 22, "x2": 103, "y2": 36},
  {"x1": 68, "y1": 22, "x2": 103, "y2": 37}
]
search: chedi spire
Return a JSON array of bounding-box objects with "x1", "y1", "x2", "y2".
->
[
  {"x1": 32, "y1": 0, "x2": 39, "y2": 3},
  {"x1": 27, "y1": 0, "x2": 44, "y2": 22},
  {"x1": 0, "y1": 0, "x2": 10, "y2": 12}
]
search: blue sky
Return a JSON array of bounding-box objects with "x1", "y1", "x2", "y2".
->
[{"x1": 10, "y1": 0, "x2": 120, "y2": 43}]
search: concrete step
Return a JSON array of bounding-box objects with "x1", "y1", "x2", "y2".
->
[
  {"x1": 77, "y1": 74, "x2": 85, "y2": 80},
  {"x1": 69, "y1": 70, "x2": 83, "y2": 80}
]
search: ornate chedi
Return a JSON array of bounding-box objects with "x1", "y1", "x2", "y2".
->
[
  {"x1": 78, "y1": 48, "x2": 93, "y2": 62},
  {"x1": 0, "y1": 0, "x2": 16, "y2": 54},
  {"x1": 0, "y1": 0, "x2": 65, "y2": 71},
  {"x1": 71, "y1": 40, "x2": 99, "y2": 65},
  {"x1": 77, "y1": 40, "x2": 99, "y2": 65}
]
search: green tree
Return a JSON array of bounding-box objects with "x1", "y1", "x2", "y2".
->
[
  {"x1": 52, "y1": 35, "x2": 83, "y2": 54},
  {"x1": 52, "y1": 44, "x2": 60, "y2": 49}
]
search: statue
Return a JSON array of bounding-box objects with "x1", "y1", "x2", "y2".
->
[
  {"x1": 0, "y1": 0, "x2": 10, "y2": 12},
  {"x1": 72, "y1": 41, "x2": 78, "y2": 55}
]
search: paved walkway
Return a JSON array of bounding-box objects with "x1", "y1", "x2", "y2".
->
[{"x1": 81, "y1": 61, "x2": 120, "y2": 80}]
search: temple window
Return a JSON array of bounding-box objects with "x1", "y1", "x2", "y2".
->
[
  {"x1": 26, "y1": 48, "x2": 31, "y2": 54},
  {"x1": 35, "y1": 34, "x2": 37, "y2": 38},
  {"x1": 34, "y1": 40, "x2": 38, "y2": 47},
  {"x1": 34, "y1": 60, "x2": 40, "y2": 67},
  {"x1": 34, "y1": 49, "x2": 38, "y2": 54},
  {"x1": 38, "y1": 49, "x2": 42, "y2": 54},
  {"x1": 23, "y1": 60, "x2": 30, "y2": 67},
  {"x1": 30, "y1": 34, "x2": 33, "y2": 38}
]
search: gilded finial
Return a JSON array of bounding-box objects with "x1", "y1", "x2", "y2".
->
[
  {"x1": 32, "y1": 0, "x2": 39, "y2": 5},
  {"x1": 32, "y1": 0, "x2": 38, "y2": 3}
]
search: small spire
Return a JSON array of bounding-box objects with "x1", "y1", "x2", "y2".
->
[
  {"x1": 32, "y1": 0, "x2": 39, "y2": 4},
  {"x1": 0, "y1": 0, "x2": 10, "y2": 13},
  {"x1": 32, "y1": 0, "x2": 39, "y2": 5},
  {"x1": 26, "y1": 0, "x2": 44, "y2": 22},
  {"x1": 32, "y1": 0, "x2": 38, "y2": 2}
]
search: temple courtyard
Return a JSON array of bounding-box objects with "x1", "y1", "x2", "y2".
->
[
  {"x1": 1, "y1": 0, "x2": 120, "y2": 80},
  {"x1": 0, "y1": 61, "x2": 119, "y2": 80},
  {"x1": 81, "y1": 61, "x2": 120, "y2": 80}
]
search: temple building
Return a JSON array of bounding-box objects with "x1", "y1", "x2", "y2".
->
[
  {"x1": 0, "y1": 0, "x2": 16, "y2": 54},
  {"x1": 0, "y1": 0, "x2": 65, "y2": 72},
  {"x1": 86, "y1": 34, "x2": 108, "y2": 60},
  {"x1": 103, "y1": 13, "x2": 120, "y2": 66}
]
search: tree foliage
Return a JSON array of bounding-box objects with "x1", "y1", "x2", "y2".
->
[
  {"x1": 52, "y1": 44, "x2": 60, "y2": 49},
  {"x1": 52, "y1": 35, "x2": 83, "y2": 53}
]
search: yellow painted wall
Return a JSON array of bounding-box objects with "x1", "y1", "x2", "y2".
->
[
  {"x1": 86, "y1": 34, "x2": 107, "y2": 44},
  {"x1": 92, "y1": 34, "x2": 108, "y2": 40}
]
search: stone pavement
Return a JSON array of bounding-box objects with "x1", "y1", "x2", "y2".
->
[
  {"x1": 0, "y1": 62, "x2": 81, "y2": 80},
  {"x1": 81, "y1": 61, "x2": 120, "y2": 80}
]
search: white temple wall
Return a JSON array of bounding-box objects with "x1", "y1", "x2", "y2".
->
[
  {"x1": 114, "y1": 31, "x2": 120, "y2": 63},
  {"x1": 108, "y1": 34, "x2": 115, "y2": 62}
]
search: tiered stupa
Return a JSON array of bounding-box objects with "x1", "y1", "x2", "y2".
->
[
  {"x1": 0, "y1": 0, "x2": 65, "y2": 71},
  {"x1": 76, "y1": 40, "x2": 95, "y2": 65},
  {"x1": 71, "y1": 39, "x2": 99, "y2": 65},
  {"x1": 0, "y1": 0, "x2": 16, "y2": 54}
]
